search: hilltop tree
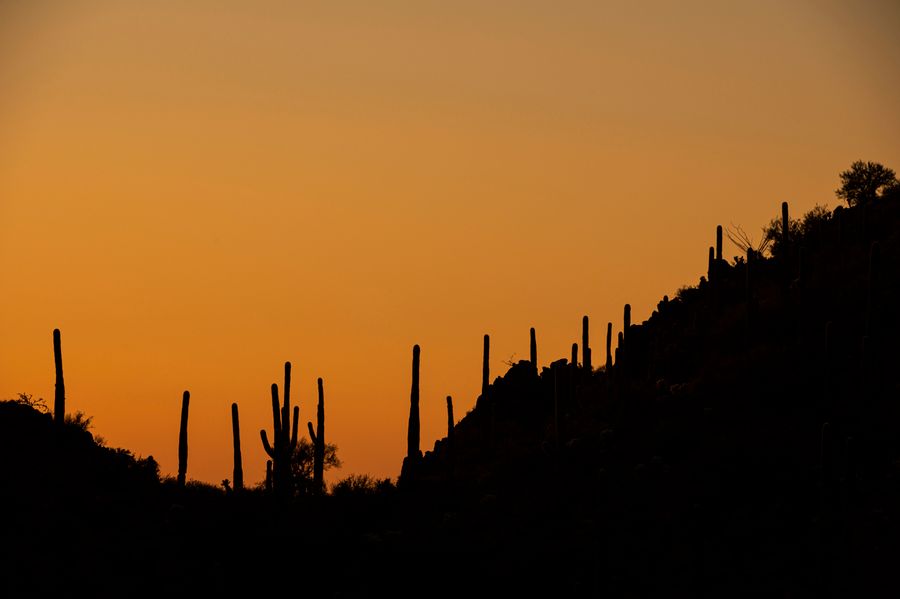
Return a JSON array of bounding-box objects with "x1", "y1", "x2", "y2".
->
[{"x1": 835, "y1": 161, "x2": 898, "y2": 206}]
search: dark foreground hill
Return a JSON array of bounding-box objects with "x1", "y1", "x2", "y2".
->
[{"x1": 4, "y1": 197, "x2": 900, "y2": 597}]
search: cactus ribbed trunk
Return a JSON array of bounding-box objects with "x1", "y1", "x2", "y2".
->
[
  {"x1": 482, "y1": 334, "x2": 490, "y2": 398},
  {"x1": 582, "y1": 316, "x2": 591, "y2": 371},
  {"x1": 407, "y1": 345, "x2": 421, "y2": 460},
  {"x1": 53, "y1": 329, "x2": 65, "y2": 426},
  {"x1": 530, "y1": 327, "x2": 537, "y2": 369},
  {"x1": 231, "y1": 402, "x2": 243, "y2": 491},
  {"x1": 177, "y1": 391, "x2": 190, "y2": 488}
]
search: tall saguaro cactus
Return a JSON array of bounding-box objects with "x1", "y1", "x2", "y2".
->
[
  {"x1": 781, "y1": 201, "x2": 790, "y2": 250},
  {"x1": 606, "y1": 322, "x2": 613, "y2": 371},
  {"x1": 446, "y1": 395, "x2": 454, "y2": 438},
  {"x1": 407, "y1": 345, "x2": 421, "y2": 461},
  {"x1": 177, "y1": 391, "x2": 190, "y2": 488},
  {"x1": 482, "y1": 334, "x2": 490, "y2": 398},
  {"x1": 260, "y1": 362, "x2": 299, "y2": 497},
  {"x1": 53, "y1": 329, "x2": 65, "y2": 426},
  {"x1": 582, "y1": 316, "x2": 591, "y2": 371},
  {"x1": 530, "y1": 327, "x2": 537, "y2": 369},
  {"x1": 231, "y1": 402, "x2": 243, "y2": 491},
  {"x1": 307, "y1": 377, "x2": 326, "y2": 492},
  {"x1": 716, "y1": 225, "x2": 723, "y2": 262}
]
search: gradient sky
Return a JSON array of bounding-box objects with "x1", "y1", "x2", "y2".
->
[{"x1": 2, "y1": 0, "x2": 898, "y2": 486}]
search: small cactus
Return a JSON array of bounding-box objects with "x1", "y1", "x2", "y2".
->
[
  {"x1": 707, "y1": 247, "x2": 714, "y2": 282},
  {"x1": 571, "y1": 342, "x2": 578, "y2": 367},
  {"x1": 177, "y1": 390, "x2": 190, "y2": 488}
]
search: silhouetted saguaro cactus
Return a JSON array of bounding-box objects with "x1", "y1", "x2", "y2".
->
[
  {"x1": 571, "y1": 343, "x2": 578, "y2": 367},
  {"x1": 231, "y1": 402, "x2": 243, "y2": 491},
  {"x1": 260, "y1": 362, "x2": 299, "y2": 497},
  {"x1": 623, "y1": 304, "x2": 631, "y2": 341},
  {"x1": 716, "y1": 225, "x2": 723, "y2": 262},
  {"x1": 482, "y1": 334, "x2": 490, "y2": 398},
  {"x1": 582, "y1": 315, "x2": 591, "y2": 371},
  {"x1": 530, "y1": 327, "x2": 537, "y2": 369},
  {"x1": 53, "y1": 329, "x2": 65, "y2": 426},
  {"x1": 606, "y1": 322, "x2": 613, "y2": 371},
  {"x1": 307, "y1": 377, "x2": 326, "y2": 493},
  {"x1": 708, "y1": 247, "x2": 715, "y2": 282},
  {"x1": 177, "y1": 391, "x2": 190, "y2": 488},
  {"x1": 407, "y1": 345, "x2": 421, "y2": 461},
  {"x1": 781, "y1": 201, "x2": 790, "y2": 251},
  {"x1": 446, "y1": 395, "x2": 454, "y2": 438}
]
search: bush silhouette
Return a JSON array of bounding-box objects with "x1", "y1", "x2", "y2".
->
[{"x1": 836, "y1": 160, "x2": 898, "y2": 206}]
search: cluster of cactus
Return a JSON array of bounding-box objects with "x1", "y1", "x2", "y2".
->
[{"x1": 260, "y1": 362, "x2": 299, "y2": 497}]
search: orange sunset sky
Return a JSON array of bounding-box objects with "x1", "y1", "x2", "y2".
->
[{"x1": 1, "y1": 1, "x2": 899, "y2": 486}]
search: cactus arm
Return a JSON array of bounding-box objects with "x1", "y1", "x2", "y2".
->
[
  {"x1": 307, "y1": 421, "x2": 317, "y2": 444},
  {"x1": 261, "y1": 429, "x2": 276, "y2": 458},
  {"x1": 291, "y1": 406, "x2": 299, "y2": 450}
]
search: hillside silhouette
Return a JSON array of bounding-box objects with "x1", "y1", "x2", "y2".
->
[{"x1": 5, "y1": 166, "x2": 900, "y2": 596}]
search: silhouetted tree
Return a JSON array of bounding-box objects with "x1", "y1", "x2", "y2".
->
[
  {"x1": 763, "y1": 204, "x2": 831, "y2": 258},
  {"x1": 289, "y1": 437, "x2": 341, "y2": 495},
  {"x1": 836, "y1": 161, "x2": 898, "y2": 206}
]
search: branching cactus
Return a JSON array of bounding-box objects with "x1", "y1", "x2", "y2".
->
[
  {"x1": 53, "y1": 329, "x2": 66, "y2": 426},
  {"x1": 231, "y1": 402, "x2": 243, "y2": 491},
  {"x1": 307, "y1": 377, "x2": 326, "y2": 493},
  {"x1": 260, "y1": 362, "x2": 299, "y2": 497},
  {"x1": 177, "y1": 390, "x2": 190, "y2": 488}
]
